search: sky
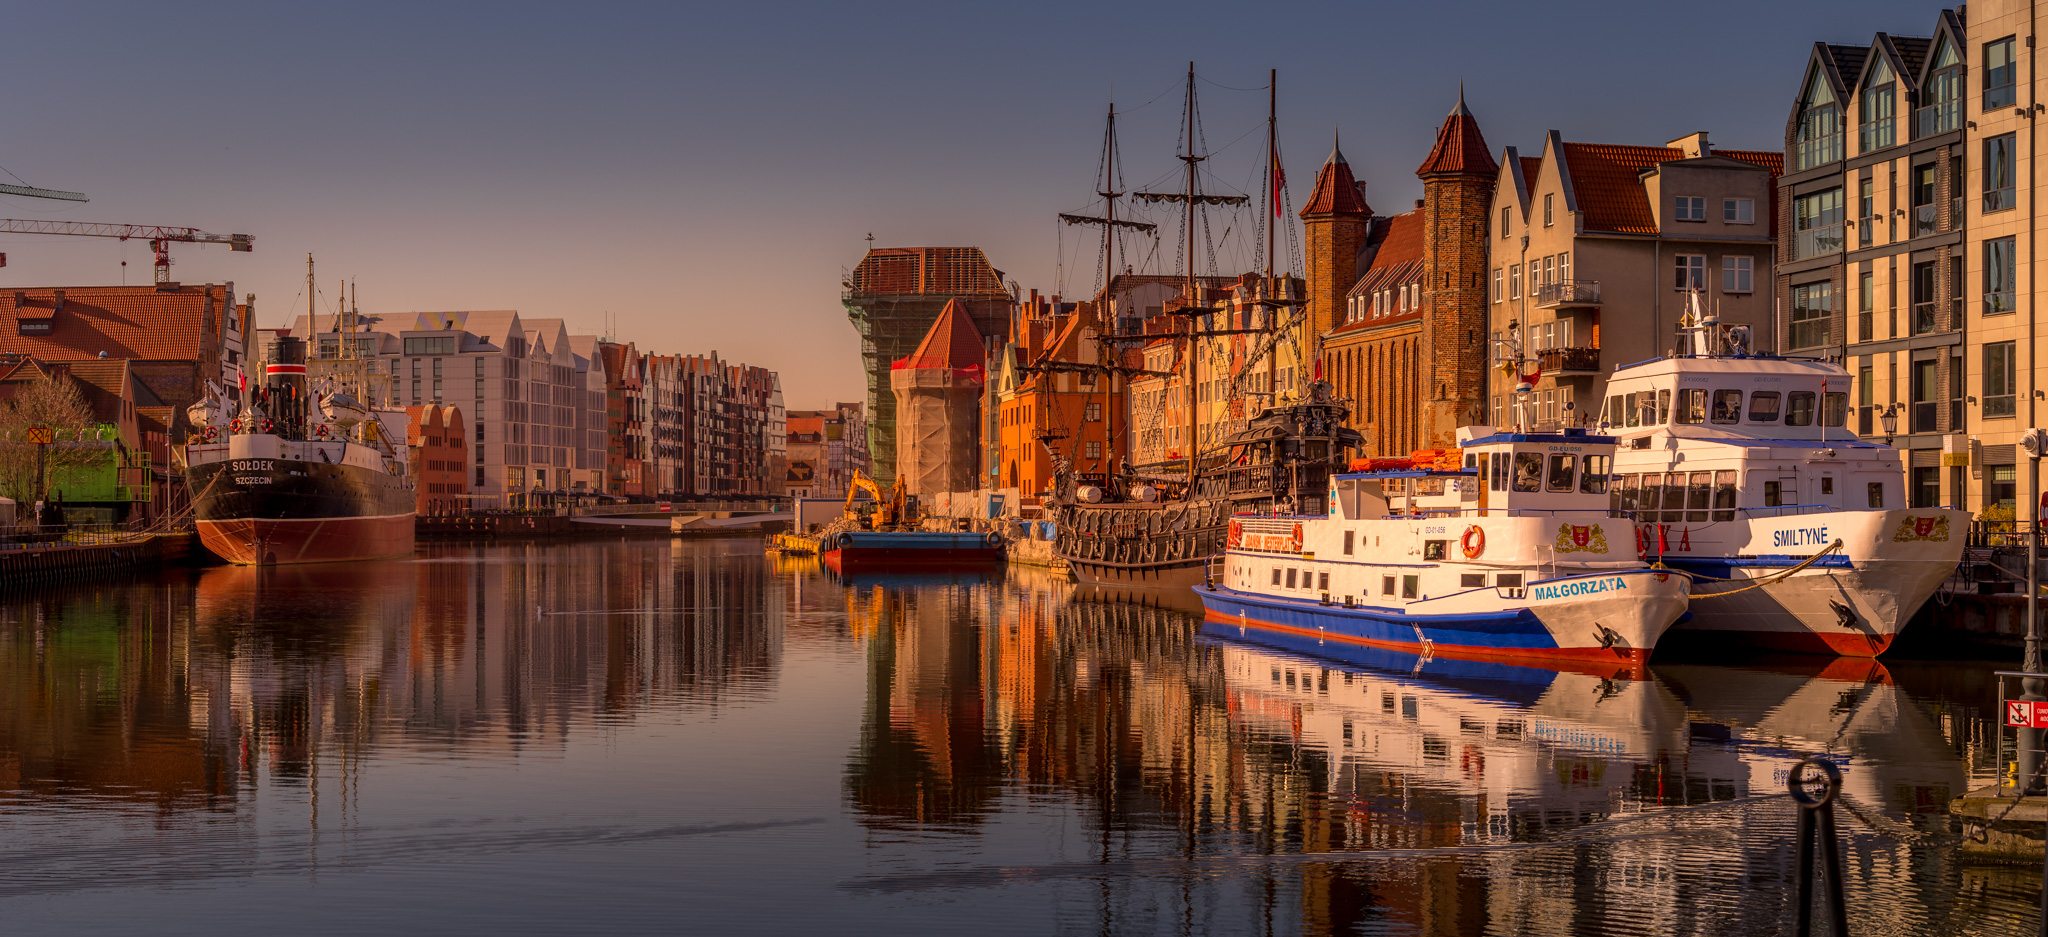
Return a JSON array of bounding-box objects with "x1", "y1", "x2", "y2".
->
[{"x1": 0, "y1": 0, "x2": 1941, "y2": 407}]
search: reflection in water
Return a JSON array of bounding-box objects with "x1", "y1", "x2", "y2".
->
[{"x1": 0, "y1": 540, "x2": 2036, "y2": 935}]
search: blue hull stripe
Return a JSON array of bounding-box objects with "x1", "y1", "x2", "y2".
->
[
  {"x1": 1660, "y1": 554, "x2": 1852, "y2": 578},
  {"x1": 1196, "y1": 585, "x2": 1564, "y2": 652},
  {"x1": 1197, "y1": 624, "x2": 1564, "y2": 706}
]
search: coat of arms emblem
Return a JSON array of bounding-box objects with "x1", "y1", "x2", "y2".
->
[
  {"x1": 1890, "y1": 515, "x2": 1951, "y2": 542},
  {"x1": 1555, "y1": 523, "x2": 1608, "y2": 553}
]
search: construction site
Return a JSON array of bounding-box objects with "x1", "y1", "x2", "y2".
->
[{"x1": 841, "y1": 246, "x2": 1013, "y2": 485}]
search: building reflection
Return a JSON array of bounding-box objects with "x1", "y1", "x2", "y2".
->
[
  {"x1": 0, "y1": 540, "x2": 783, "y2": 814},
  {"x1": 838, "y1": 568, "x2": 1993, "y2": 935}
]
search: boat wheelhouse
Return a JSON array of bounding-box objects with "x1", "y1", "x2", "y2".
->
[
  {"x1": 1196, "y1": 428, "x2": 1690, "y2": 668},
  {"x1": 1594, "y1": 315, "x2": 1967, "y2": 656}
]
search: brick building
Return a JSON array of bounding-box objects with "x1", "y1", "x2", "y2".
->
[
  {"x1": 597, "y1": 340, "x2": 648, "y2": 498},
  {"x1": 989, "y1": 290, "x2": 1123, "y2": 501},
  {"x1": 405, "y1": 404, "x2": 469, "y2": 514},
  {"x1": 1312, "y1": 95, "x2": 1497, "y2": 456},
  {"x1": 0, "y1": 355, "x2": 157, "y2": 522}
]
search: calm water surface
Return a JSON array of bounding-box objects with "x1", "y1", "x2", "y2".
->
[{"x1": 0, "y1": 538, "x2": 2038, "y2": 935}]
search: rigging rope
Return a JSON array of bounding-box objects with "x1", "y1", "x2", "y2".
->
[{"x1": 1678, "y1": 539, "x2": 1845, "y2": 599}]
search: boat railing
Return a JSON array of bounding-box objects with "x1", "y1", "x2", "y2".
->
[{"x1": 1735, "y1": 503, "x2": 1843, "y2": 519}]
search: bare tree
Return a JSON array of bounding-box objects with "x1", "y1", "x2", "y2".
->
[{"x1": 0, "y1": 376, "x2": 100, "y2": 504}]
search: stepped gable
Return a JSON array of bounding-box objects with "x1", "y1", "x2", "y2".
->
[{"x1": 1417, "y1": 89, "x2": 1497, "y2": 177}]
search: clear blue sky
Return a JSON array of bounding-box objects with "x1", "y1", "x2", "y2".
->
[{"x1": 0, "y1": 0, "x2": 1939, "y2": 406}]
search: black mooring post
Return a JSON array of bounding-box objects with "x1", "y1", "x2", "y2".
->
[{"x1": 1789, "y1": 757, "x2": 1849, "y2": 937}]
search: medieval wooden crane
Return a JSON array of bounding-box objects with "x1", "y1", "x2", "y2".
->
[{"x1": 0, "y1": 219, "x2": 252, "y2": 284}]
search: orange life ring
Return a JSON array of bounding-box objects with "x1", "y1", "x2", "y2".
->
[{"x1": 1460, "y1": 525, "x2": 1485, "y2": 559}]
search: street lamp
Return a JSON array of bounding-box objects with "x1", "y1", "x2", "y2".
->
[
  {"x1": 1878, "y1": 403, "x2": 1901, "y2": 445},
  {"x1": 2019, "y1": 427, "x2": 2048, "y2": 794}
]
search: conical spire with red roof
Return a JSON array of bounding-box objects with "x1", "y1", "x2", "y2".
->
[
  {"x1": 894, "y1": 298, "x2": 986, "y2": 377},
  {"x1": 1417, "y1": 86, "x2": 1498, "y2": 178},
  {"x1": 1299, "y1": 131, "x2": 1370, "y2": 219}
]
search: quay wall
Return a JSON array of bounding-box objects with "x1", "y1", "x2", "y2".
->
[{"x1": 0, "y1": 533, "x2": 198, "y2": 588}]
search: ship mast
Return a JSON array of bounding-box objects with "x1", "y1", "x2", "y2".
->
[
  {"x1": 1056, "y1": 104, "x2": 1157, "y2": 482},
  {"x1": 1134, "y1": 63, "x2": 1250, "y2": 477},
  {"x1": 1263, "y1": 69, "x2": 1278, "y2": 397}
]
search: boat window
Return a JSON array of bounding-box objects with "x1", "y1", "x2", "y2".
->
[
  {"x1": 1382, "y1": 575, "x2": 1395, "y2": 595},
  {"x1": 1271, "y1": 567, "x2": 1282, "y2": 586},
  {"x1": 1401, "y1": 575, "x2": 1419, "y2": 599},
  {"x1": 1546, "y1": 454, "x2": 1577, "y2": 492},
  {"x1": 1424, "y1": 540, "x2": 1448, "y2": 560},
  {"x1": 1318, "y1": 572, "x2": 1330, "y2": 592},
  {"x1": 1786, "y1": 391, "x2": 1817, "y2": 426},
  {"x1": 1663, "y1": 472, "x2": 1688, "y2": 523},
  {"x1": 1286, "y1": 568, "x2": 1297, "y2": 588},
  {"x1": 1461, "y1": 573, "x2": 1486, "y2": 588},
  {"x1": 1687, "y1": 471, "x2": 1713, "y2": 522},
  {"x1": 1868, "y1": 482, "x2": 1884, "y2": 508},
  {"x1": 1711, "y1": 389, "x2": 1743, "y2": 424},
  {"x1": 1656, "y1": 389, "x2": 1672, "y2": 424},
  {"x1": 1676, "y1": 388, "x2": 1707, "y2": 424},
  {"x1": 1748, "y1": 391, "x2": 1782, "y2": 423},
  {"x1": 1821, "y1": 476, "x2": 1834, "y2": 496},
  {"x1": 1624, "y1": 393, "x2": 1641, "y2": 427},
  {"x1": 1764, "y1": 479, "x2": 1783, "y2": 507},
  {"x1": 1607, "y1": 394, "x2": 1624, "y2": 427},
  {"x1": 1580, "y1": 455, "x2": 1610, "y2": 494},
  {"x1": 1343, "y1": 530, "x2": 1355, "y2": 555},
  {"x1": 1495, "y1": 573, "x2": 1523, "y2": 588},
  {"x1": 1512, "y1": 453, "x2": 1543, "y2": 492},
  {"x1": 1634, "y1": 474, "x2": 1660, "y2": 517},
  {"x1": 1612, "y1": 473, "x2": 1637, "y2": 513},
  {"x1": 1821, "y1": 392, "x2": 1849, "y2": 427},
  {"x1": 1713, "y1": 470, "x2": 1738, "y2": 521}
]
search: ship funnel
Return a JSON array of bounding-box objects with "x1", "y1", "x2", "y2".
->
[{"x1": 263, "y1": 334, "x2": 309, "y2": 439}]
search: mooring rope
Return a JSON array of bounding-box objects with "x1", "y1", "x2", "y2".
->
[{"x1": 1682, "y1": 540, "x2": 1845, "y2": 600}]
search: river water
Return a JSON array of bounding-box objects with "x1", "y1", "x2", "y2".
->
[{"x1": 0, "y1": 538, "x2": 2037, "y2": 935}]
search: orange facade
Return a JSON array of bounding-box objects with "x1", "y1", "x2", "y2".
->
[
  {"x1": 405, "y1": 404, "x2": 469, "y2": 515},
  {"x1": 992, "y1": 294, "x2": 1126, "y2": 501}
]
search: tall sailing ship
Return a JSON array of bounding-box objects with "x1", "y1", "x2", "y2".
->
[
  {"x1": 183, "y1": 258, "x2": 416, "y2": 565},
  {"x1": 1048, "y1": 65, "x2": 1361, "y2": 592}
]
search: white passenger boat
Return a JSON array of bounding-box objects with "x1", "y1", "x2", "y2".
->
[
  {"x1": 1596, "y1": 306, "x2": 1968, "y2": 656},
  {"x1": 1195, "y1": 428, "x2": 1691, "y2": 668}
]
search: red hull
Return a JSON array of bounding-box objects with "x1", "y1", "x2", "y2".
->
[
  {"x1": 196, "y1": 514, "x2": 415, "y2": 566},
  {"x1": 824, "y1": 547, "x2": 1002, "y2": 575}
]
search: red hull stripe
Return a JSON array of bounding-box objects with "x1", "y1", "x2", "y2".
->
[
  {"x1": 824, "y1": 548, "x2": 1001, "y2": 573},
  {"x1": 265, "y1": 364, "x2": 308, "y2": 374},
  {"x1": 197, "y1": 514, "x2": 414, "y2": 566},
  {"x1": 1204, "y1": 608, "x2": 1650, "y2": 677},
  {"x1": 1694, "y1": 628, "x2": 1895, "y2": 659}
]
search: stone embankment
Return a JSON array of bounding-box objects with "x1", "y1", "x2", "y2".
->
[{"x1": 0, "y1": 532, "x2": 197, "y2": 587}]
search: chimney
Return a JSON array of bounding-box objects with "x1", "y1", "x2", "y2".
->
[
  {"x1": 1415, "y1": 199, "x2": 1425, "y2": 210},
  {"x1": 1666, "y1": 131, "x2": 1710, "y2": 158}
]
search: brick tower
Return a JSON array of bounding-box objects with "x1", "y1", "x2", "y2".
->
[
  {"x1": 1415, "y1": 89, "x2": 1497, "y2": 445},
  {"x1": 1299, "y1": 136, "x2": 1371, "y2": 365}
]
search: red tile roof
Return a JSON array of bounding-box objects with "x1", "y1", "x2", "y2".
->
[
  {"x1": 848, "y1": 247, "x2": 1008, "y2": 297},
  {"x1": 1299, "y1": 142, "x2": 1369, "y2": 218},
  {"x1": 1559, "y1": 143, "x2": 1782, "y2": 234},
  {"x1": 1333, "y1": 211, "x2": 1426, "y2": 334},
  {"x1": 1417, "y1": 93, "x2": 1497, "y2": 177},
  {"x1": 893, "y1": 298, "x2": 986, "y2": 372},
  {"x1": 0, "y1": 285, "x2": 228, "y2": 362},
  {"x1": 1518, "y1": 157, "x2": 1543, "y2": 187}
]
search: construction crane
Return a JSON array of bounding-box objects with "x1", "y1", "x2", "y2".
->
[
  {"x1": 0, "y1": 219, "x2": 251, "y2": 284},
  {"x1": 0, "y1": 182, "x2": 87, "y2": 202}
]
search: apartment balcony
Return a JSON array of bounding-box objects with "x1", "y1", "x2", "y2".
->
[
  {"x1": 1858, "y1": 119, "x2": 1895, "y2": 154},
  {"x1": 1533, "y1": 280, "x2": 1601, "y2": 308},
  {"x1": 1792, "y1": 223, "x2": 1845, "y2": 261},
  {"x1": 1791, "y1": 134, "x2": 1843, "y2": 172},
  {"x1": 1537, "y1": 346, "x2": 1602, "y2": 375},
  {"x1": 1912, "y1": 204, "x2": 1938, "y2": 237},
  {"x1": 1916, "y1": 100, "x2": 1962, "y2": 136}
]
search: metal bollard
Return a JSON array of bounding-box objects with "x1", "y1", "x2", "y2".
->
[{"x1": 1789, "y1": 757, "x2": 1849, "y2": 937}]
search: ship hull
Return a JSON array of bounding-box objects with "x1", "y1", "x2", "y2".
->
[
  {"x1": 1195, "y1": 567, "x2": 1691, "y2": 669},
  {"x1": 196, "y1": 514, "x2": 415, "y2": 566},
  {"x1": 822, "y1": 530, "x2": 1002, "y2": 574},
  {"x1": 1068, "y1": 557, "x2": 1209, "y2": 592},
  {"x1": 186, "y1": 446, "x2": 416, "y2": 566}
]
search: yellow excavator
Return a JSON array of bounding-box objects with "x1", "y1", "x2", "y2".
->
[{"x1": 844, "y1": 470, "x2": 911, "y2": 530}]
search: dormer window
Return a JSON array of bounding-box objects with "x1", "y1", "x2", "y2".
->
[
  {"x1": 1793, "y1": 70, "x2": 1843, "y2": 170},
  {"x1": 1860, "y1": 56, "x2": 1895, "y2": 152},
  {"x1": 1921, "y1": 36, "x2": 1963, "y2": 135}
]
